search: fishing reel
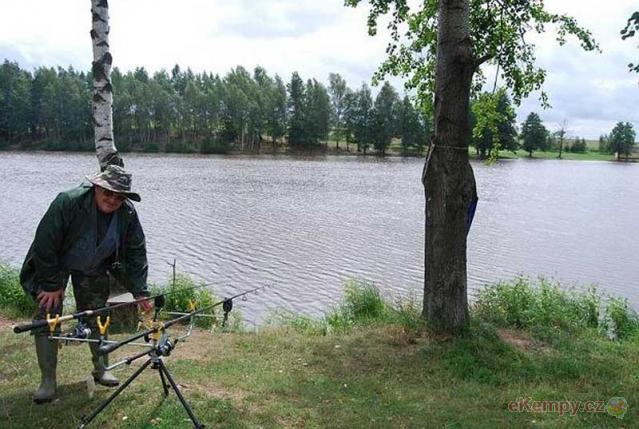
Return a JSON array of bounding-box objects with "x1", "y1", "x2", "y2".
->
[
  {"x1": 63, "y1": 321, "x2": 92, "y2": 345},
  {"x1": 156, "y1": 336, "x2": 175, "y2": 357}
]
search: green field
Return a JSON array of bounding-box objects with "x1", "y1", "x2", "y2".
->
[
  {"x1": 498, "y1": 149, "x2": 614, "y2": 161},
  {"x1": 320, "y1": 137, "x2": 630, "y2": 162}
]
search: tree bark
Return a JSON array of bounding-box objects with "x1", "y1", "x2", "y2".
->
[
  {"x1": 422, "y1": 0, "x2": 477, "y2": 331},
  {"x1": 90, "y1": 0, "x2": 122, "y2": 169}
]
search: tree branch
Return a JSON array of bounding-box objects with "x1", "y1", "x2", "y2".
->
[{"x1": 474, "y1": 53, "x2": 494, "y2": 68}]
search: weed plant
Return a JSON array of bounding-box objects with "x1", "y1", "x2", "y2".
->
[
  {"x1": 473, "y1": 276, "x2": 639, "y2": 340},
  {"x1": 150, "y1": 274, "x2": 246, "y2": 330},
  {"x1": 277, "y1": 276, "x2": 638, "y2": 345},
  {"x1": 276, "y1": 279, "x2": 423, "y2": 335},
  {"x1": 149, "y1": 274, "x2": 220, "y2": 329},
  {"x1": 0, "y1": 263, "x2": 37, "y2": 317}
]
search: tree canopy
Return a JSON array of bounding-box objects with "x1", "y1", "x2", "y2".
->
[
  {"x1": 328, "y1": 73, "x2": 348, "y2": 148},
  {"x1": 371, "y1": 81, "x2": 400, "y2": 154},
  {"x1": 609, "y1": 122, "x2": 636, "y2": 160},
  {"x1": 346, "y1": 0, "x2": 598, "y2": 109},
  {"x1": 621, "y1": 11, "x2": 639, "y2": 74},
  {"x1": 521, "y1": 112, "x2": 548, "y2": 156},
  {"x1": 397, "y1": 95, "x2": 429, "y2": 154},
  {"x1": 471, "y1": 88, "x2": 518, "y2": 159},
  {"x1": 0, "y1": 60, "x2": 425, "y2": 154}
]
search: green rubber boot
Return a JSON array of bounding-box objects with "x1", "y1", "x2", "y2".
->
[
  {"x1": 89, "y1": 333, "x2": 119, "y2": 387},
  {"x1": 33, "y1": 336, "x2": 58, "y2": 404}
]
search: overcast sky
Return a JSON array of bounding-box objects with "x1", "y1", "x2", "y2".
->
[{"x1": 0, "y1": 0, "x2": 637, "y2": 139}]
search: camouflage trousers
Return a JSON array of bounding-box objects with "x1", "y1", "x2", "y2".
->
[{"x1": 32, "y1": 273, "x2": 111, "y2": 336}]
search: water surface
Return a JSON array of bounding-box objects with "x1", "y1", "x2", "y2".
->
[{"x1": 1, "y1": 152, "x2": 637, "y2": 323}]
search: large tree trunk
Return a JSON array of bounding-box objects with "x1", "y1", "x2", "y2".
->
[
  {"x1": 90, "y1": 0, "x2": 122, "y2": 169},
  {"x1": 422, "y1": 0, "x2": 477, "y2": 331}
]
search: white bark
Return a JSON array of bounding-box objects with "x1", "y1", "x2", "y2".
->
[{"x1": 91, "y1": 0, "x2": 122, "y2": 169}]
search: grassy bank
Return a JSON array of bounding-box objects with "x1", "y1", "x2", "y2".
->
[
  {"x1": 497, "y1": 149, "x2": 615, "y2": 162},
  {"x1": 322, "y1": 138, "x2": 624, "y2": 161},
  {"x1": 4, "y1": 138, "x2": 634, "y2": 162},
  {"x1": 1, "y1": 273, "x2": 638, "y2": 428}
]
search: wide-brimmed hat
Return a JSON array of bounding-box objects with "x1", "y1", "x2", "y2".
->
[{"x1": 86, "y1": 164, "x2": 141, "y2": 202}]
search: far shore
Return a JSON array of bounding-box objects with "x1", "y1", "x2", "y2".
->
[{"x1": 1, "y1": 144, "x2": 636, "y2": 163}]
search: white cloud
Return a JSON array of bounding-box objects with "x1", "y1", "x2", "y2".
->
[
  {"x1": 513, "y1": 0, "x2": 639, "y2": 137},
  {"x1": 0, "y1": 0, "x2": 637, "y2": 138}
]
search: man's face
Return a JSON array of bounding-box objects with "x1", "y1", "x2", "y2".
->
[{"x1": 94, "y1": 186, "x2": 126, "y2": 214}]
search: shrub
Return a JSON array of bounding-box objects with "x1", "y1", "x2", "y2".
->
[
  {"x1": 142, "y1": 143, "x2": 160, "y2": 153},
  {"x1": 43, "y1": 139, "x2": 66, "y2": 151},
  {"x1": 161, "y1": 274, "x2": 218, "y2": 329},
  {"x1": 570, "y1": 138, "x2": 587, "y2": 153},
  {"x1": 325, "y1": 280, "x2": 388, "y2": 331},
  {"x1": 342, "y1": 280, "x2": 387, "y2": 321},
  {"x1": 166, "y1": 140, "x2": 198, "y2": 153},
  {"x1": 117, "y1": 140, "x2": 132, "y2": 152},
  {"x1": 0, "y1": 264, "x2": 37, "y2": 317},
  {"x1": 602, "y1": 297, "x2": 639, "y2": 340},
  {"x1": 275, "y1": 280, "x2": 423, "y2": 335},
  {"x1": 386, "y1": 295, "x2": 423, "y2": 334},
  {"x1": 472, "y1": 277, "x2": 638, "y2": 340},
  {"x1": 200, "y1": 139, "x2": 232, "y2": 154}
]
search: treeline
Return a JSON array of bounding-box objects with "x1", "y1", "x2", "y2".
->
[
  {"x1": 0, "y1": 60, "x2": 430, "y2": 155},
  {"x1": 2, "y1": 59, "x2": 634, "y2": 159},
  {"x1": 470, "y1": 89, "x2": 637, "y2": 160},
  {"x1": 518, "y1": 113, "x2": 636, "y2": 159}
]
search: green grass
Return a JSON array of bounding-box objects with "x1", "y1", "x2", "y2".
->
[
  {"x1": 473, "y1": 276, "x2": 639, "y2": 340},
  {"x1": 323, "y1": 138, "x2": 618, "y2": 161},
  {"x1": 0, "y1": 264, "x2": 37, "y2": 318},
  {"x1": 1, "y1": 278, "x2": 637, "y2": 428},
  {"x1": 501, "y1": 149, "x2": 615, "y2": 161},
  {"x1": 149, "y1": 274, "x2": 222, "y2": 329}
]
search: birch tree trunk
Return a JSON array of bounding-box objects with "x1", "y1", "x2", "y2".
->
[
  {"x1": 421, "y1": 0, "x2": 477, "y2": 331},
  {"x1": 90, "y1": 0, "x2": 122, "y2": 169}
]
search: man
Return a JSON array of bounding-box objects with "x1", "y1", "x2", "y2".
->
[{"x1": 20, "y1": 164, "x2": 152, "y2": 404}]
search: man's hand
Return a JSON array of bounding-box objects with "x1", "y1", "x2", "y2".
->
[
  {"x1": 37, "y1": 289, "x2": 64, "y2": 312},
  {"x1": 136, "y1": 296, "x2": 153, "y2": 313}
]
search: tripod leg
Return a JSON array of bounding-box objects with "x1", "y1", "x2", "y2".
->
[
  {"x1": 158, "y1": 361, "x2": 205, "y2": 429},
  {"x1": 78, "y1": 358, "x2": 153, "y2": 429},
  {"x1": 159, "y1": 366, "x2": 170, "y2": 397}
]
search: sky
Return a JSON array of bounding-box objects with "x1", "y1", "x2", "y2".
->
[{"x1": 0, "y1": 0, "x2": 637, "y2": 139}]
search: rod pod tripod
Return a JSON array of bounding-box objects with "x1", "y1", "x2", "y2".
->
[
  {"x1": 15, "y1": 286, "x2": 269, "y2": 428},
  {"x1": 78, "y1": 335, "x2": 204, "y2": 429}
]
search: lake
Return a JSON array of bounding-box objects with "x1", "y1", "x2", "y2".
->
[{"x1": 1, "y1": 152, "x2": 637, "y2": 324}]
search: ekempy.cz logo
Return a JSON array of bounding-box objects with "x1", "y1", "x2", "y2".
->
[{"x1": 507, "y1": 397, "x2": 628, "y2": 419}]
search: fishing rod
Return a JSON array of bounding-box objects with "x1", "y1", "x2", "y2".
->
[
  {"x1": 12, "y1": 282, "x2": 215, "y2": 334},
  {"x1": 98, "y1": 285, "x2": 267, "y2": 356}
]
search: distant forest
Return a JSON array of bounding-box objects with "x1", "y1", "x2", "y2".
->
[
  {"x1": 0, "y1": 60, "x2": 430, "y2": 155},
  {"x1": 3, "y1": 59, "x2": 630, "y2": 159}
]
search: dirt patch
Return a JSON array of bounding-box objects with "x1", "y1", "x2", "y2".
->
[
  {"x1": 498, "y1": 328, "x2": 552, "y2": 353},
  {"x1": 186, "y1": 379, "x2": 248, "y2": 404},
  {"x1": 166, "y1": 329, "x2": 231, "y2": 362},
  {"x1": 0, "y1": 314, "x2": 21, "y2": 331}
]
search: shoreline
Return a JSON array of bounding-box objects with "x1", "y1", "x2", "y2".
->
[{"x1": 1, "y1": 146, "x2": 635, "y2": 163}]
